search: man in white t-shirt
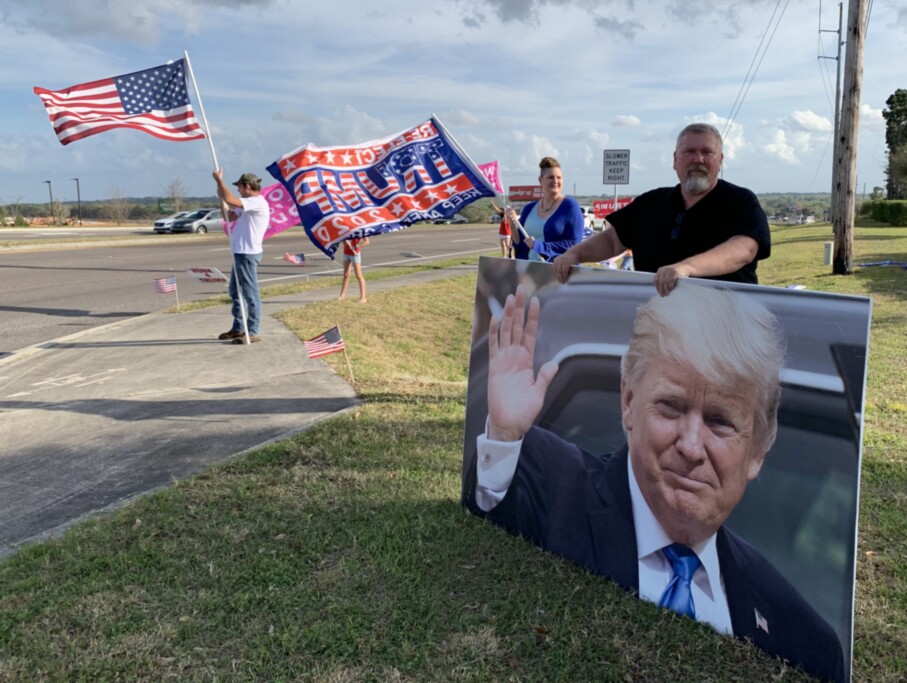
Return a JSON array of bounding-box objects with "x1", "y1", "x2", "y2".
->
[{"x1": 213, "y1": 169, "x2": 270, "y2": 344}]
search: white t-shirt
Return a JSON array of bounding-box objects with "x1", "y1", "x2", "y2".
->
[{"x1": 230, "y1": 195, "x2": 269, "y2": 254}]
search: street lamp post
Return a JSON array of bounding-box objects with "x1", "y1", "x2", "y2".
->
[
  {"x1": 71, "y1": 178, "x2": 82, "y2": 226},
  {"x1": 43, "y1": 180, "x2": 55, "y2": 226}
]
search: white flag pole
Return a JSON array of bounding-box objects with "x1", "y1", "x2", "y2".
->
[
  {"x1": 183, "y1": 50, "x2": 250, "y2": 345},
  {"x1": 337, "y1": 324, "x2": 355, "y2": 384}
]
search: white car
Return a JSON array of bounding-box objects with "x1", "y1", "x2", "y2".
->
[
  {"x1": 153, "y1": 211, "x2": 192, "y2": 234},
  {"x1": 581, "y1": 205, "x2": 605, "y2": 231}
]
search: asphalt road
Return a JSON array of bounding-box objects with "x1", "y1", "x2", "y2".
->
[
  {"x1": 0, "y1": 224, "x2": 499, "y2": 356},
  {"x1": 0, "y1": 226, "x2": 145, "y2": 241}
]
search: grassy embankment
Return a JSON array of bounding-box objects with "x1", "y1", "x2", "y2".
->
[{"x1": 0, "y1": 221, "x2": 904, "y2": 681}]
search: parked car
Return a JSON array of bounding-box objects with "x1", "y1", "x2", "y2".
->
[
  {"x1": 489, "y1": 213, "x2": 501, "y2": 224},
  {"x1": 170, "y1": 208, "x2": 223, "y2": 234},
  {"x1": 153, "y1": 211, "x2": 192, "y2": 233},
  {"x1": 580, "y1": 205, "x2": 605, "y2": 231},
  {"x1": 433, "y1": 213, "x2": 468, "y2": 225}
]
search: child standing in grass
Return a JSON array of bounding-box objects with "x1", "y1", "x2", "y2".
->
[{"x1": 338, "y1": 236, "x2": 369, "y2": 303}]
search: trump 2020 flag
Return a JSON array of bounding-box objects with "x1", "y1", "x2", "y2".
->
[
  {"x1": 223, "y1": 183, "x2": 300, "y2": 240},
  {"x1": 267, "y1": 116, "x2": 496, "y2": 258},
  {"x1": 33, "y1": 58, "x2": 206, "y2": 146}
]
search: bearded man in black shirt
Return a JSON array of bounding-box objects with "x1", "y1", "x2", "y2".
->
[{"x1": 553, "y1": 123, "x2": 770, "y2": 296}]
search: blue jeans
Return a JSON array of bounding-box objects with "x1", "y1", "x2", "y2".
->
[{"x1": 229, "y1": 252, "x2": 262, "y2": 335}]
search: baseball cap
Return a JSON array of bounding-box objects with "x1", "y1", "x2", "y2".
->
[{"x1": 232, "y1": 173, "x2": 261, "y2": 186}]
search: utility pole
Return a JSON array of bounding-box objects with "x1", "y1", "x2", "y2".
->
[
  {"x1": 43, "y1": 180, "x2": 55, "y2": 226},
  {"x1": 72, "y1": 178, "x2": 82, "y2": 226},
  {"x1": 831, "y1": 0, "x2": 867, "y2": 275}
]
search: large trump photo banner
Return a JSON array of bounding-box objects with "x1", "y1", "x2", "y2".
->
[{"x1": 461, "y1": 257, "x2": 871, "y2": 683}]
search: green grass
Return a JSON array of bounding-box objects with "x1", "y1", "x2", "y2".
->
[{"x1": 1, "y1": 221, "x2": 905, "y2": 681}]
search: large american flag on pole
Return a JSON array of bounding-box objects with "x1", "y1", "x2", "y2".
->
[
  {"x1": 266, "y1": 116, "x2": 496, "y2": 258},
  {"x1": 304, "y1": 326, "x2": 346, "y2": 359},
  {"x1": 33, "y1": 58, "x2": 206, "y2": 146}
]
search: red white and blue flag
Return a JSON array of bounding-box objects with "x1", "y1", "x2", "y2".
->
[
  {"x1": 153, "y1": 276, "x2": 177, "y2": 293},
  {"x1": 34, "y1": 58, "x2": 206, "y2": 146},
  {"x1": 266, "y1": 116, "x2": 496, "y2": 258},
  {"x1": 304, "y1": 326, "x2": 346, "y2": 359}
]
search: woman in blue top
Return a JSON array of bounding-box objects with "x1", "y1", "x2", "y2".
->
[{"x1": 507, "y1": 157, "x2": 585, "y2": 261}]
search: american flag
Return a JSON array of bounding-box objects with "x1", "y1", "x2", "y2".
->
[
  {"x1": 33, "y1": 59, "x2": 206, "y2": 146},
  {"x1": 153, "y1": 276, "x2": 177, "y2": 294},
  {"x1": 283, "y1": 252, "x2": 306, "y2": 265},
  {"x1": 304, "y1": 326, "x2": 346, "y2": 359},
  {"x1": 267, "y1": 116, "x2": 495, "y2": 258}
]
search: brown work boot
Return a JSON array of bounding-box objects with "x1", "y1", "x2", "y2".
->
[
  {"x1": 218, "y1": 329, "x2": 244, "y2": 340},
  {"x1": 232, "y1": 335, "x2": 261, "y2": 344}
]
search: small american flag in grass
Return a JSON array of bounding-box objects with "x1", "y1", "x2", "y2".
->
[
  {"x1": 304, "y1": 326, "x2": 345, "y2": 359},
  {"x1": 283, "y1": 252, "x2": 306, "y2": 265},
  {"x1": 153, "y1": 276, "x2": 177, "y2": 293}
]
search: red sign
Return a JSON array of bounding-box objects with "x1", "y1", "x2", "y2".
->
[
  {"x1": 593, "y1": 197, "x2": 633, "y2": 219},
  {"x1": 508, "y1": 185, "x2": 542, "y2": 202}
]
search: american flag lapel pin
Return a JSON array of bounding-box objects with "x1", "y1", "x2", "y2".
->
[{"x1": 754, "y1": 608, "x2": 769, "y2": 634}]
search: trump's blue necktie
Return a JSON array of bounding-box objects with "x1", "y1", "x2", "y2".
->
[{"x1": 658, "y1": 543, "x2": 701, "y2": 618}]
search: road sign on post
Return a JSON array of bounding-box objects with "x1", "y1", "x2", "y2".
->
[{"x1": 603, "y1": 149, "x2": 630, "y2": 184}]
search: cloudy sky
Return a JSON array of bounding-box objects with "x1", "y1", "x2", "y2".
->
[{"x1": 2, "y1": 0, "x2": 904, "y2": 204}]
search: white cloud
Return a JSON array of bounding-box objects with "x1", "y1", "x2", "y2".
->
[
  {"x1": 763, "y1": 129, "x2": 801, "y2": 166},
  {"x1": 0, "y1": 0, "x2": 899, "y2": 200},
  {"x1": 513, "y1": 132, "x2": 559, "y2": 172},
  {"x1": 0, "y1": 136, "x2": 32, "y2": 172},
  {"x1": 612, "y1": 115, "x2": 641, "y2": 128},
  {"x1": 312, "y1": 106, "x2": 389, "y2": 147},
  {"x1": 442, "y1": 109, "x2": 482, "y2": 127},
  {"x1": 587, "y1": 129, "x2": 611, "y2": 148},
  {"x1": 859, "y1": 103, "x2": 885, "y2": 132},
  {"x1": 592, "y1": 15, "x2": 643, "y2": 41},
  {"x1": 0, "y1": 0, "x2": 270, "y2": 43},
  {"x1": 785, "y1": 110, "x2": 833, "y2": 133}
]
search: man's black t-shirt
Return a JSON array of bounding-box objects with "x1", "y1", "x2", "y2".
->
[{"x1": 608, "y1": 179, "x2": 771, "y2": 284}]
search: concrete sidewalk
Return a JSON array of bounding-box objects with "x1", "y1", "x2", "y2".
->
[{"x1": 0, "y1": 265, "x2": 476, "y2": 557}]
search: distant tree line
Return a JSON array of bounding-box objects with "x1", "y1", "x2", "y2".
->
[
  {"x1": 2, "y1": 199, "x2": 219, "y2": 224},
  {"x1": 2, "y1": 177, "x2": 218, "y2": 225},
  {"x1": 884, "y1": 89, "x2": 907, "y2": 200}
]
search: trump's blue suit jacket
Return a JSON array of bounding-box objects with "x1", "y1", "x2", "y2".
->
[{"x1": 462, "y1": 426, "x2": 845, "y2": 683}]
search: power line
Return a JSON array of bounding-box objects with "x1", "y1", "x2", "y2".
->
[
  {"x1": 817, "y1": 0, "x2": 838, "y2": 116},
  {"x1": 813, "y1": 0, "x2": 843, "y2": 192},
  {"x1": 721, "y1": 0, "x2": 791, "y2": 140}
]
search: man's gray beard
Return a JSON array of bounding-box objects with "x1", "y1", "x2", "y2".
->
[{"x1": 682, "y1": 174, "x2": 712, "y2": 195}]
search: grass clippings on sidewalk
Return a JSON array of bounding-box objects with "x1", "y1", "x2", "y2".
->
[{"x1": 1, "y1": 222, "x2": 906, "y2": 682}]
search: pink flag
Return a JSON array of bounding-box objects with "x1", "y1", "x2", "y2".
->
[
  {"x1": 223, "y1": 183, "x2": 301, "y2": 239},
  {"x1": 478, "y1": 161, "x2": 503, "y2": 195}
]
